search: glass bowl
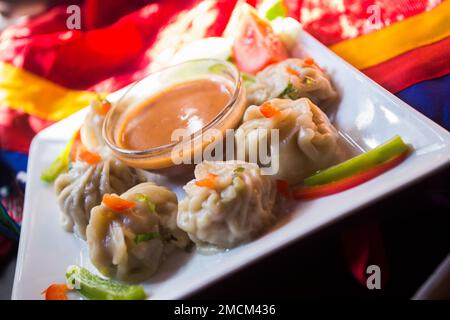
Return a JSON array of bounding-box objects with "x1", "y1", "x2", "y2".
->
[{"x1": 103, "y1": 59, "x2": 246, "y2": 170}]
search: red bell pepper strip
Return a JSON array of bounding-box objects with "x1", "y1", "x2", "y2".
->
[
  {"x1": 293, "y1": 151, "x2": 409, "y2": 200},
  {"x1": 276, "y1": 179, "x2": 290, "y2": 198}
]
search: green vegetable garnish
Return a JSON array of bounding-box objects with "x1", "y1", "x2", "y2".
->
[
  {"x1": 95, "y1": 92, "x2": 108, "y2": 103},
  {"x1": 304, "y1": 135, "x2": 410, "y2": 186},
  {"x1": 234, "y1": 167, "x2": 245, "y2": 174},
  {"x1": 66, "y1": 265, "x2": 147, "y2": 300},
  {"x1": 41, "y1": 140, "x2": 73, "y2": 183},
  {"x1": 134, "y1": 193, "x2": 156, "y2": 213},
  {"x1": 208, "y1": 63, "x2": 227, "y2": 75},
  {"x1": 303, "y1": 75, "x2": 316, "y2": 86},
  {"x1": 41, "y1": 157, "x2": 67, "y2": 183},
  {"x1": 242, "y1": 73, "x2": 256, "y2": 86},
  {"x1": 134, "y1": 232, "x2": 161, "y2": 244},
  {"x1": 279, "y1": 83, "x2": 301, "y2": 100},
  {"x1": 260, "y1": 0, "x2": 287, "y2": 21}
]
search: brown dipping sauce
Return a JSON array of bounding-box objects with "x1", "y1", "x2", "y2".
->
[{"x1": 118, "y1": 79, "x2": 232, "y2": 150}]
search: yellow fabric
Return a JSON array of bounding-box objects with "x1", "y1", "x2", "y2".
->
[
  {"x1": 330, "y1": 1, "x2": 450, "y2": 70},
  {"x1": 0, "y1": 62, "x2": 97, "y2": 121}
]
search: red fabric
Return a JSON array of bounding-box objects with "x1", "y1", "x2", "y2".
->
[
  {"x1": 363, "y1": 36, "x2": 450, "y2": 93},
  {"x1": 205, "y1": 0, "x2": 239, "y2": 37},
  {"x1": 0, "y1": 108, "x2": 54, "y2": 154},
  {"x1": 0, "y1": 1, "x2": 197, "y2": 91},
  {"x1": 1, "y1": 0, "x2": 226, "y2": 92},
  {"x1": 293, "y1": 0, "x2": 443, "y2": 46},
  {"x1": 0, "y1": 0, "x2": 243, "y2": 93},
  {"x1": 83, "y1": 0, "x2": 150, "y2": 30}
]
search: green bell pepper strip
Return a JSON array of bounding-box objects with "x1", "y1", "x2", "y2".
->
[
  {"x1": 40, "y1": 142, "x2": 71, "y2": 183},
  {"x1": 40, "y1": 129, "x2": 80, "y2": 183},
  {"x1": 134, "y1": 193, "x2": 156, "y2": 213},
  {"x1": 304, "y1": 135, "x2": 410, "y2": 186},
  {"x1": 66, "y1": 265, "x2": 147, "y2": 300}
]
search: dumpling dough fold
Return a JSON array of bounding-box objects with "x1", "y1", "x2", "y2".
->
[
  {"x1": 55, "y1": 153, "x2": 146, "y2": 238},
  {"x1": 247, "y1": 58, "x2": 337, "y2": 109},
  {"x1": 235, "y1": 98, "x2": 340, "y2": 185},
  {"x1": 87, "y1": 182, "x2": 191, "y2": 282},
  {"x1": 177, "y1": 160, "x2": 276, "y2": 250}
]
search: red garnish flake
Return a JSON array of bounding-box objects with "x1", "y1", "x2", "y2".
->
[
  {"x1": 78, "y1": 148, "x2": 102, "y2": 165},
  {"x1": 99, "y1": 101, "x2": 111, "y2": 115},
  {"x1": 286, "y1": 66, "x2": 299, "y2": 76},
  {"x1": 102, "y1": 194, "x2": 136, "y2": 211},
  {"x1": 43, "y1": 284, "x2": 69, "y2": 300},
  {"x1": 276, "y1": 180, "x2": 290, "y2": 198},
  {"x1": 304, "y1": 57, "x2": 315, "y2": 66},
  {"x1": 93, "y1": 99, "x2": 112, "y2": 116},
  {"x1": 195, "y1": 173, "x2": 218, "y2": 188},
  {"x1": 260, "y1": 102, "x2": 281, "y2": 118}
]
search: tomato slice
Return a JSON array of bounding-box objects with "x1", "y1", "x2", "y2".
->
[
  {"x1": 232, "y1": 8, "x2": 288, "y2": 74},
  {"x1": 43, "y1": 284, "x2": 69, "y2": 300},
  {"x1": 293, "y1": 151, "x2": 408, "y2": 200}
]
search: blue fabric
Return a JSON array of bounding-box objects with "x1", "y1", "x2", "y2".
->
[
  {"x1": 0, "y1": 151, "x2": 28, "y2": 176},
  {"x1": 0, "y1": 150, "x2": 28, "y2": 192},
  {"x1": 396, "y1": 74, "x2": 450, "y2": 131}
]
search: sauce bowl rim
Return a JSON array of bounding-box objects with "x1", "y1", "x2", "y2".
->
[{"x1": 103, "y1": 58, "x2": 242, "y2": 158}]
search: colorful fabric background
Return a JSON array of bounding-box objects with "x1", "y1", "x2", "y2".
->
[{"x1": 0, "y1": 0, "x2": 448, "y2": 285}]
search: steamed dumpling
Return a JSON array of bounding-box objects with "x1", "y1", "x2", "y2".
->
[
  {"x1": 80, "y1": 98, "x2": 109, "y2": 150},
  {"x1": 247, "y1": 58, "x2": 337, "y2": 108},
  {"x1": 235, "y1": 98, "x2": 339, "y2": 185},
  {"x1": 86, "y1": 182, "x2": 190, "y2": 282},
  {"x1": 54, "y1": 153, "x2": 146, "y2": 238},
  {"x1": 177, "y1": 160, "x2": 276, "y2": 249}
]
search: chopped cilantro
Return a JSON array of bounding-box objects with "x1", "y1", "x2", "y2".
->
[
  {"x1": 134, "y1": 193, "x2": 156, "y2": 213},
  {"x1": 242, "y1": 73, "x2": 256, "y2": 86},
  {"x1": 234, "y1": 167, "x2": 245, "y2": 174},
  {"x1": 279, "y1": 83, "x2": 301, "y2": 100},
  {"x1": 134, "y1": 232, "x2": 161, "y2": 244}
]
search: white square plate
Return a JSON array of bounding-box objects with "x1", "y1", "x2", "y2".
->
[{"x1": 12, "y1": 32, "x2": 450, "y2": 299}]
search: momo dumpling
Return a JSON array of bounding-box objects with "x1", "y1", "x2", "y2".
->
[
  {"x1": 247, "y1": 58, "x2": 337, "y2": 108},
  {"x1": 177, "y1": 161, "x2": 276, "y2": 249},
  {"x1": 80, "y1": 98, "x2": 110, "y2": 150},
  {"x1": 235, "y1": 98, "x2": 340, "y2": 185},
  {"x1": 54, "y1": 152, "x2": 146, "y2": 238},
  {"x1": 86, "y1": 182, "x2": 190, "y2": 282}
]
